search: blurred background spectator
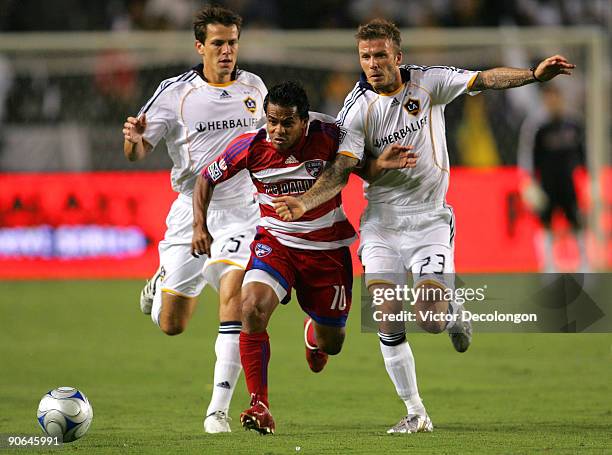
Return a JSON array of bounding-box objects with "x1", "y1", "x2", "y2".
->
[
  {"x1": 1, "y1": 0, "x2": 609, "y2": 31},
  {"x1": 0, "y1": 0, "x2": 607, "y2": 171},
  {"x1": 518, "y1": 84, "x2": 588, "y2": 272}
]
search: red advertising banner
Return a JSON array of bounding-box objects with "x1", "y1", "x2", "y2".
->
[{"x1": 0, "y1": 169, "x2": 609, "y2": 279}]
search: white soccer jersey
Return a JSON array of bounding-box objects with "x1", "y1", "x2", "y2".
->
[
  {"x1": 137, "y1": 64, "x2": 267, "y2": 204},
  {"x1": 337, "y1": 65, "x2": 479, "y2": 206}
]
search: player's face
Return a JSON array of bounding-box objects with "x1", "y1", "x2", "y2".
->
[
  {"x1": 358, "y1": 39, "x2": 402, "y2": 93},
  {"x1": 195, "y1": 23, "x2": 239, "y2": 83},
  {"x1": 266, "y1": 104, "x2": 308, "y2": 152}
]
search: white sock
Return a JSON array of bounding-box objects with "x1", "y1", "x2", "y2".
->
[
  {"x1": 150, "y1": 282, "x2": 162, "y2": 327},
  {"x1": 379, "y1": 335, "x2": 426, "y2": 416},
  {"x1": 206, "y1": 323, "x2": 242, "y2": 416}
]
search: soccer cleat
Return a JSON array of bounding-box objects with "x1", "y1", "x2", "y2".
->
[
  {"x1": 386, "y1": 414, "x2": 434, "y2": 434},
  {"x1": 240, "y1": 395, "x2": 275, "y2": 435},
  {"x1": 204, "y1": 410, "x2": 232, "y2": 433},
  {"x1": 448, "y1": 310, "x2": 472, "y2": 353},
  {"x1": 304, "y1": 317, "x2": 328, "y2": 373},
  {"x1": 139, "y1": 267, "x2": 162, "y2": 315}
]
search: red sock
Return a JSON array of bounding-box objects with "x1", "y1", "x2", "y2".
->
[{"x1": 239, "y1": 331, "x2": 270, "y2": 408}]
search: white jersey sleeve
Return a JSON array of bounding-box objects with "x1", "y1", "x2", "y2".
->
[
  {"x1": 254, "y1": 75, "x2": 268, "y2": 117},
  {"x1": 405, "y1": 65, "x2": 479, "y2": 105},
  {"x1": 335, "y1": 84, "x2": 367, "y2": 161},
  {"x1": 137, "y1": 73, "x2": 193, "y2": 148}
]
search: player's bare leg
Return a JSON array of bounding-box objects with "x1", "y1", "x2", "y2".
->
[
  {"x1": 311, "y1": 319, "x2": 345, "y2": 354},
  {"x1": 303, "y1": 318, "x2": 345, "y2": 372},
  {"x1": 370, "y1": 283, "x2": 432, "y2": 434},
  {"x1": 157, "y1": 292, "x2": 198, "y2": 335},
  {"x1": 413, "y1": 283, "x2": 450, "y2": 334},
  {"x1": 239, "y1": 282, "x2": 279, "y2": 435},
  {"x1": 204, "y1": 268, "x2": 245, "y2": 434},
  {"x1": 413, "y1": 282, "x2": 472, "y2": 353}
]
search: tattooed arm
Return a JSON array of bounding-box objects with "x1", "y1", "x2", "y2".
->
[
  {"x1": 274, "y1": 154, "x2": 358, "y2": 221},
  {"x1": 470, "y1": 54, "x2": 575, "y2": 91},
  {"x1": 273, "y1": 142, "x2": 419, "y2": 221}
]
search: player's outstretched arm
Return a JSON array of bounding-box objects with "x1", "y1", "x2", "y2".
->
[
  {"x1": 470, "y1": 55, "x2": 575, "y2": 91},
  {"x1": 355, "y1": 144, "x2": 418, "y2": 182},
  {"x1": 123, "y1": 114, "x2": 152, "y2": 161},
  {"x1": 191, "y1": 174, "x2": 214, "y2": 258},
  {"x1": 274, "y1": 154, "x2": 359, "y2": 221}
]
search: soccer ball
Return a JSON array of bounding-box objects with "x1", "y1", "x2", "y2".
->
[{"x1": 37, "y1": 387, "x2": 93, "y2": 442}]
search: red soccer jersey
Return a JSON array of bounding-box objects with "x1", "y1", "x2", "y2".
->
[{"x1": 203, "y1": 120, "x2": 356, "y2": 250}]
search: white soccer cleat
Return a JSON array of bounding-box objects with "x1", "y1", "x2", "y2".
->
[
  {"x1": 139, "y1": 267, "x2": 162, "y2": 315},
  {"x1": 387, "y1": 414, "x2": 433, "y2": 434},
  {"x1": 448, "y1": 309, "x2": 472, "y2": 353},
  {"x1": 204, "y1": 410, "x2": 232, "y2": 433}
]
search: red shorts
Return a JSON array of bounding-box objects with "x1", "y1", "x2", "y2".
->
[{"x1": 246, "y1": 228, "x2": 353, "y2": 327}]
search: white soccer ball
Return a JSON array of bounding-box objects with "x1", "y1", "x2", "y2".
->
[{"x1": 37, "y1": 387, "x2": 93, "y2": 442}]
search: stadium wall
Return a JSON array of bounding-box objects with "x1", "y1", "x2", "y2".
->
[{"x1": 0, "y1": 168, "x2": 609, "y2": 279}]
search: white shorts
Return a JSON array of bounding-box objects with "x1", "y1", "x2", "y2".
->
[
  {"x1": 158, "y1": 193, "x2": 259, "y2": 297},
  {"x1": 358, "y1": 201, "x2": 455, "y2": 289}
]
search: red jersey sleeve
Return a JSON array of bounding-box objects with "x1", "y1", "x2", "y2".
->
[{"x1": 203, "y1": 132, "x2": 256, "y2": 185}]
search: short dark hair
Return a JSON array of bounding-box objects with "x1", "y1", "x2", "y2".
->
[
  {"x1": 355, "y1": 19, "x2": 401, "y2": 51},
  {"x1": 264, "y1": 81, "x2": 310, "y2": 120},
  {"x1": 193, "y1": 4, "x2": 243, "y2": 43}
]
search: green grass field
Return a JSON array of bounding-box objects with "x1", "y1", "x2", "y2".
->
[{"x1": 1, "y1": 280, "x2": 611, "y2": 454}]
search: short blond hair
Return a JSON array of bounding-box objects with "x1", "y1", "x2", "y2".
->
[{"x1": 355, "y1": 19, "x2": 401, "y2": 50}]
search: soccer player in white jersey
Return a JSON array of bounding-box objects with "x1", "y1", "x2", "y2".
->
[
  {"x1": 275, "y1": 19, "x2": 575, "y2": 434},
  {"x1": 122, "y1": 5, "x2": 267, "y2": 433}
]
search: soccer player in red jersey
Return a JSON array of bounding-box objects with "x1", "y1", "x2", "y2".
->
[{"x1": 192, "y1": 81, "x2": 415, "y2": 434}]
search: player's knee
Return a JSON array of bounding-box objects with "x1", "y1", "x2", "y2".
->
[
  {"x1": 159, "y1": 320, "x2": 186, "y2": 336},
  {"x1": 158, "y1": 293, "x2": 196, "y2": 336},
  {"x1": 240, "y1": 294, "x2": 267, "y2": 332}
]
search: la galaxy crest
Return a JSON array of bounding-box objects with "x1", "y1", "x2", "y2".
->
[
  {"x1": 244, "y1": 97, "x2": 257, "y2": 114},
  {"x1": 305, "y1": 160, "x2": 324, "y2": 178},
  {"x1": 404, "y1": 98, "x2": 420, "y2": 116},
  {"x1": 255, "y1": 243, "x2": 272, "y2": 258}
]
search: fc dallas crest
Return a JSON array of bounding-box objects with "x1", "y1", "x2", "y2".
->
[
  {"x1": 255, "y1": 243, "x2": 272, "y2": 258},
  {"x1": 305, "y1": 160, "x2": 324, "y2": 178}
]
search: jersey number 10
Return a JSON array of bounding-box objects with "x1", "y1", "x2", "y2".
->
[{"x1": 330, "y1": 285, "x2": 347, "y2": 311}]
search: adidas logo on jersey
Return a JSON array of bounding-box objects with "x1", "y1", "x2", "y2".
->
[
  {"x1": 391, "y1": 97, "x2": 400, "y2": 107},
  {"x1": 220, "y1": 90, "x2": 231, "y2": 99},
  {"x1": 216, "y1": 381, "x2": 231, "y2": 389},
  {"x1": 284, "y1": 155, "x2": 299, "y2": 164}
]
